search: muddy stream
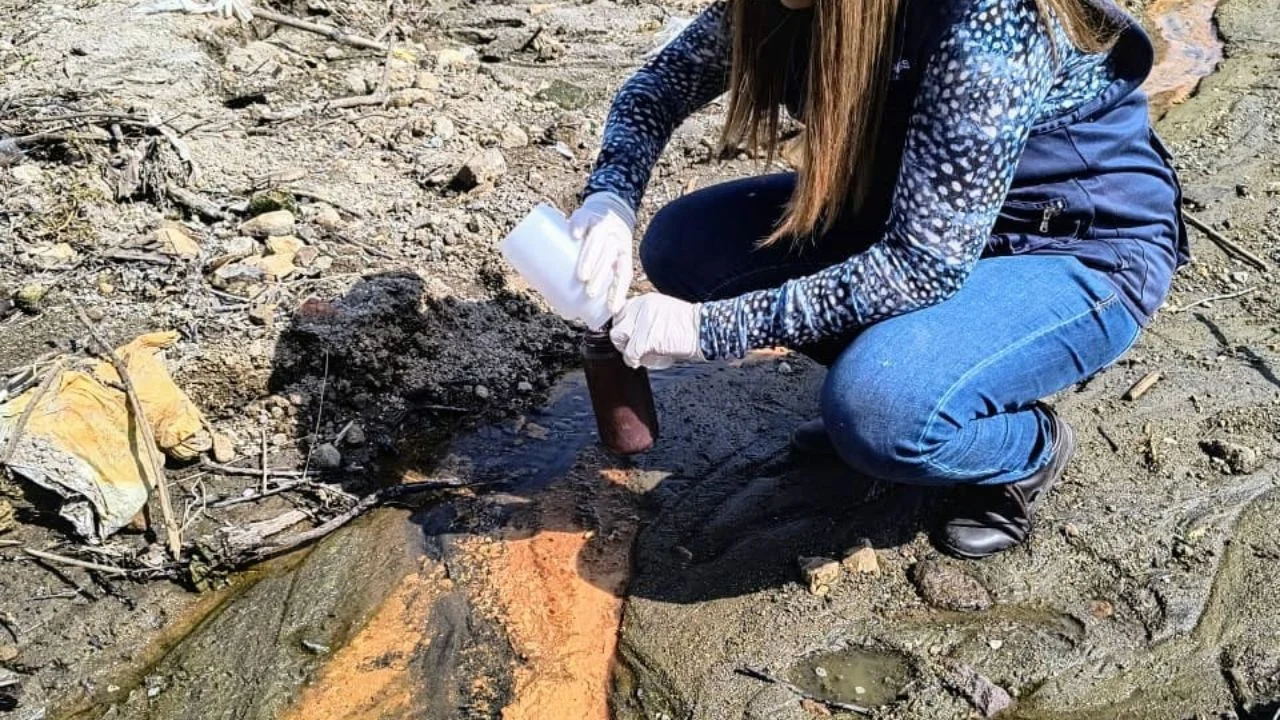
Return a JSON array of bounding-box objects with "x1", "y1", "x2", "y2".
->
[{"x1": 57, "y1": 3, "x2": 1242, "y2": 720}]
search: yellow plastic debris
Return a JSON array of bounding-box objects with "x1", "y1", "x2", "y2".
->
[{"x1": 0, "y1": 332, "x2": 210, "y2": 541}]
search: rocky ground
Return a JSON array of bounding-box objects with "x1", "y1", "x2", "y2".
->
[{"x1": 0, "y1": 0, "x2": 1277, "y2": 719}]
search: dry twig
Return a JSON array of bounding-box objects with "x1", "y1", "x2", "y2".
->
[
  {"x1": 1123, "y1": 371, "x2": 1163, "y2": 402},
  {"x1": 24, "y1": 547, "x2": 129, "y2": 576},
  {"x1": 1184, "y1": 211, "x2": 1270, "y2": 270},
  {"x1": 72, "y1": 304, "x2": 182, "y2": 559},
  {"x1": 253, "y1": 9, "x2": 389, "y2": 52},
  {"x1": 1172, "y1": 286, "x2": 1258, "y2": 313}
]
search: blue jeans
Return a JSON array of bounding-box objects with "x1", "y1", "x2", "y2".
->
[{"x1": 641, "y1": 174, "x2": 1143, "y2": 486}]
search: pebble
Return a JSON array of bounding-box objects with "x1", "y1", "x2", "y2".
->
[
  {"x1": 911, "y1": 558, "x2": 993, "y2": 612},
  {"x1": 500, "y1": 123, "x2": 530, "y2": 149},
  {"x1": 1200, "y1": 439, "x2": 1261, "y2": 475},
  {"x1": 854, "y1": 686, "x2": 866, "y2": 695},
  {"x1": 452, "y1": 149, "x2": 508, "y2": 190},
  {"x1": 15, "y1": 284, "x2": 47, "y2": 314},
  {"x1": 310, "y1": 205, "x2": 342, "y2": 230},
  {"x1": 1063, "y1": 522, "x2": 1081, "y2": 538},
  {"x1": 212, "y1": 434, "x2": 236, "y2": 463},
  {"x1": 416, "y1": 71, "x2": 440, "y2": 90},
  {"x1": 436, "y1": 47, "x2": 477, "y2": 68},
  {"x1": 842, "y1": 546, "x2": 880, "y2": 575},
  {"x1": 322, "y1": 46, "x2": 344, "y2": 61},
  {"x1": 433, "y1": 116, "x2": 457, "y2": 141},
  {"x1": 0, "y1": 645, "x2": 18, "y2": 663},
  {"x1": 988, "y1": 639, "x2": 1004, "y2": 650},
  {"x1": 239, "y1": 210, "x2": 296, "y2": 238},
  {"x1": 777, "y1": 361, "x2": 794, "y2": 375},
  {"x1": 85, "y1": 307, "x2": 105, "y2": 322},
  {"x1": 474, "y1": 385, "x2": 491, "y2": 400},
  {"x1": 313, "y1": 443, "x2": 342, "y2": 469},
  {"x1": 516, "y1": 381, "x2": 534, "y2": 393},
  {"x1": 813, "y1": 666, "x2": 828, "y2": 678},
  {"x1": 11, "y1": 164, "x2": 43, "y2": 184},
  {"x1": 344, "y1": 70, "x2": 369, "y2": 95},
  {"x1": 1230, "y1": 271, "x2": 1250, "y2": 284},
  {"x1": 154, "y1": 224, "x2": 201, "y2": 258},
  {"x1": 248, "y1": 302, "x2": 277, "y2": 326},
  {"x1": 344, "y1": 423, "x2": 366, "y2": 446},
  {"x1": 798, "y1": 556, "x2": 840, "y2": 596},
  {"x1": 386, "y1": 52, "x2": 418, "y2": 90}
]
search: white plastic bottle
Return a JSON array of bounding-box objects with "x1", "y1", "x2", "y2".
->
[{"x1": 499, "y1": 203, "x2": 612, "y2": 330}]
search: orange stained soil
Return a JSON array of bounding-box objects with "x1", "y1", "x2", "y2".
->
[
  {"x1": 1144, "y1": 0, "x2": 1224, "y2": 114},
  {"x1": 489, "y1": 472, "x2": 640, "y2": 720},
  {"x1": 282, "y1": 563, "x2": 452, "y2": 720}
]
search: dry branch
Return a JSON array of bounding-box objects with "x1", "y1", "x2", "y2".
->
[
  {"x1": 1184, "y1": 211, "x2": 1270, "y2": 270},
  {"x1": 1, "y1": 360, "x2": 63, "y2": 467},
  {"x1": 253, "y1": 9, "x2": 389, "y2": 52},
  {"x1": 24, "y1": 547, "x2": 129, "y2": 576}
]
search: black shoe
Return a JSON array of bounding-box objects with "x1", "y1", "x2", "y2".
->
[
  {"x1": 790, "y1": 419, "x2": 836, "y2": 457},
  {"x1": 937, "y1": 408, "x2": 1076, "y2": 559}
]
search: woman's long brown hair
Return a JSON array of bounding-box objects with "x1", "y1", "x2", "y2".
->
[{"x1": 722, "y1": 0, "x2": 1117, "y2": 246}]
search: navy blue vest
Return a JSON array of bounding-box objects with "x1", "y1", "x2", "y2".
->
[{"x1": 785, "y1": 0, "x2": 1188, "y2": 324}]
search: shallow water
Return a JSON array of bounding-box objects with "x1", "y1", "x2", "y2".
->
[
  {"x1": 1145, "y1": 0, "x2": 1225, "y2": 114},
  {"x1": 789, "y1": 648, "x2": 911, "y2": 709}
]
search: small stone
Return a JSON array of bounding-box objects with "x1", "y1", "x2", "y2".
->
[
  {"x1": 433, "y1": 115, "x2": 457, "y2": 141},
  {"x1": 1230, "y1": 271, "x2": 1250, "y2": 284},
  {"x1": 1200, "y1": 439, "x2": 1261, "y2": 475},
  {"x1": 854, "y1": 686, "x2": 867, "y2": 695},
  {"x1": 240, "y1": 210, "x2": 296, "y2": 237},
  {"x1": 813, "y1": 666, "x2": 828, "y2": 679},
  {"x1": 212, "y1": 434, "x2": 236, "y2": 463},
  {"x1": 0, "y1": 499, "x2": 13, "y2": 535},
  {"x1": 451, "y1": 149, "x2": 508, "y2": 190},
  {"x1": 673, "y1": 545, "x2": 694, "y2": 562},
  {"x1": 386, "y1": 51, "x2": 418, "y2": 90},
  {"x1": 314, "y1": 256, "x2": 334, "y2": 272},
  {"x1": 209, "y1": 262, "x2": 265, "y2": 290},
  {"x1": 86, "y1": 307, "x2": 105, "y2": 322},
  {"x1": 437, "y1": 47, "x2": 477, "y2": 68},
  {"x1": 266, "y1": 235, "x2": 305, "y2": 256},
  {"x1": 842, "y1": 546, "x2": 880, "y2": 575},
  {"x1": 11, "y1": 164, "x2": 43, "y2": 184},
  {"x1": 247, "y1": 253, "x2": 297, "y2": 281},
  {"x1": 390, "y1": 88, "x2": 434, "y2": 108},
  {"x1": 344, "y1": 70, "x2": 369, "y2": 95},
  {"x1": 1063, "y1": 522, "x2": 1081, "y2": 538},
  {"x1": 248, "y1": 302, "x2": 277, "y2": 326},
  {"x1": 247, "y1": 189, "x2": 298, "y2": 216},
  {"x1": 535, "y1": 79, "x2": 591, "y2": 110},
  {"x1": 911, "y1": 558, "x2": 993, "y2": 612},
  {"x1": 777, "y1": 361, "x2": 794, "y2": 375},
  {"x1": 313, "y1": 443, "x2": 342, "y2": 469},
  {"x1": 98, "y1": 279, "x2": 116, "y2": 296},
  {"x1": 500, "y1": 123, "x2": 530, "y2": 149},
  {"x1": 1089, "y1": 599, "x2": 1115, "y2": 619},
  {"x1": 416, "y1": 71, "x2": 440, "y2": 90},
  {"x1": 799, "y1": 698, "x2": 832, "y2": 717},
  {"x1": 15, "y1": 284, "x2": 47, "y2": 314},
  {"x1": 344, "y1": 423, "x2": 366, "y2": 446},
  {"x1": 988, "y1": 639, "x2": 1004, "y2": 650},
  {"x1": 524, "y1": 422, "x2": 549, "y2": 440},
  {"x1": 310, "y1": 205, "x2": 342, "y2": 230},
  {"x1": 323, "y1": 46, "x2": 344, "y2": 61},
  {"x1": 517, "y1": 381, "x2": 534, "y2": 393},
  {"x1": 798, "y1": 556, "x2": 840, "y2": 596},
  {"x1": 295, "y1": 246, "x2": 321, "y2": 267},
  {"x1": 474, "y1": 385, "x2": 491, "y2": 400},
  {"x1": 301, "y1": 639, "x2": 330, "y2": 655},
  {"x1": 223, "y1": 236, "x2": 260, "y2": 258},
  {"x1": 939, "y1": 660, "x2": 1013, "y2": 718},
  {"x1": 154, "y1": 223, "x2": 201, "y2": 259},
  {"x1": 0, "y1": 645, "x2": 18, "y2": 663},
  {"x1": 31, "y1": 242, "x2": 77, "y2": 268}
]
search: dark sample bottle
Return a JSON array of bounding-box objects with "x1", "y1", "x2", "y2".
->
[{"x1": 581, "y1": 329, "x2": 659, "y2": 455}]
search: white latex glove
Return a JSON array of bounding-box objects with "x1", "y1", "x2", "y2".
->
[
  {"x1": 610, "y1": 293, "x2": 705, "y2": 370},
  {"x1": 207, "y1": 0, "x2": 254, "y2": 21},
  {"x1": 570, "y1": 191, "x2": 637, "y2": 315}
]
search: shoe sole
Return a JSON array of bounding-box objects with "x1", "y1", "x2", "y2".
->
[{"x1": 938, "y1": 411, "x2": 1077, "y2": 560}]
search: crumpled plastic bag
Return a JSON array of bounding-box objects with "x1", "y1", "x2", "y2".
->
[{"x1": 0, "y1": 332, "x2": 211, "y2": 542}]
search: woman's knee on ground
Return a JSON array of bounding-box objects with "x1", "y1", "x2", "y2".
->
[{"x1": 820, "y1": 342, "x2": 958, "y2": 484}]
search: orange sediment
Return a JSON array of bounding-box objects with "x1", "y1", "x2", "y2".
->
[
  {"x1": 488, "y1": 474, "x2": 640, "y2": 720},
  {"x1": 282, "y1": 564, "x2": 451, "y2": 720}
]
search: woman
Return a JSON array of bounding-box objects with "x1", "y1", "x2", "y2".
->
[{"x1": 569, "y1": 0, "x2": 1186, "y2": 558}]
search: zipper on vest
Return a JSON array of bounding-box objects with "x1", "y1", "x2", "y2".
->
[{"x1": 1040, "y1": 200, "x2": 1065, "y2": 234}]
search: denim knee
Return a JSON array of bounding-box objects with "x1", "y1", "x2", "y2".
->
[{"x1": 820, "y1": 343, "x2": 953, "y2": 484}]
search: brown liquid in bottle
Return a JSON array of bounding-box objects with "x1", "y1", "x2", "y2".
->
[{"x1": 581, "y1": 329, "x2": 659, "y2": 455}]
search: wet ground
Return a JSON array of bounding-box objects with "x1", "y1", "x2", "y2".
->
[{"x1": 4, "y1": 0, "x2": 1279, "y2": 718}]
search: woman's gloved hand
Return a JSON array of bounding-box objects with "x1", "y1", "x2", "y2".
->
[
  {"x1": 571, "y1": 192, "x2": 637, "y2": 315},
  {"x1": 610, "y1": 293, "x2": 705, "y2": 370}
]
